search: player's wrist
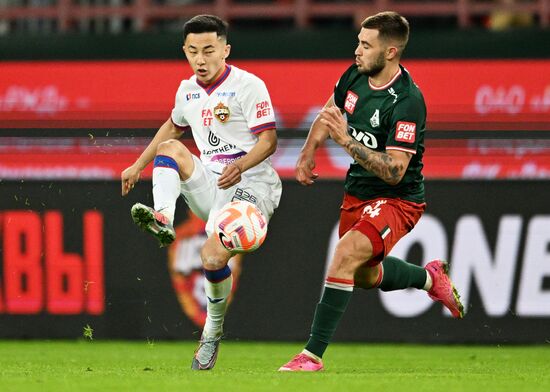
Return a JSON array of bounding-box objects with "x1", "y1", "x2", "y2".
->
[
  {"x1": 341, "y1": 135, "x2": 354, "y2": 148},
  {"x1": 232, "y1": 161, "x2": 243, "y2": 173},
  {"x1": 133, "y1": 160, "x2": 147, "y2": 172},
  {"x1": 299, "y1": 146, "x2": 316, "y2": 160}
]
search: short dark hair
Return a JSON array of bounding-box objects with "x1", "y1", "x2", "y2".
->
[
  {"x1": 183, "y1": 15, "x2": 228, "y2": 42},
  {"x1": 362, "y1": 11, "x2": 409, "y2": 52}
]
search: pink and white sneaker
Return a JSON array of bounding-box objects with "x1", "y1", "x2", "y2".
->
[
  {"x1": 278, "y1": 353, "x2": 324, "y2": 372},
  {"x1": 425, "y1": 260, "x2": 465, "y2": 319},
  {"x1": 131, "y1": 203, "x2": 175, "y2": 248}
]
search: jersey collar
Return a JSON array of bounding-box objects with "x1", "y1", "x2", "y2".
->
[
  {"x1": 196, "y1": 64, "x2": 232, "y2": 95},
  {"x1": 368, "y1": 67, "x2": 402, "y2": 91}
]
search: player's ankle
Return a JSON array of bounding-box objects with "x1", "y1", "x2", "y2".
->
[
  {"x1": 423, "y1": 269, "x2": 433, "y2": 291},
  {"x1": 302, "y1": 349, "x2": 322, "y2": 362}
]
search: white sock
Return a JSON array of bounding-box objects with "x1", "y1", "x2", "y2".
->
[
  {"x1": 423, "y1": 270, "x2": 433, "y2": 291},
  {"x1": 302, "y1": 349, "x2": 322, "y2": 362},
  {"x1": 203, "y1": 273, "x2": 233, "y2": 338},
  {"x1": 152, "y1": 167, "x2": 180, "y2": 223}
]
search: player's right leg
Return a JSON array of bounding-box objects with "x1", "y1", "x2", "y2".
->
[
  {"x1": 131, "y1": 139, "x2": 194, "y2": 247},
  {"x1": 191, "y1": 234, "x2": 233, "y2": 371},
  {"x1": 181, "y1": 172, "x2": 279, "y2": 370},
  {"x1": 175, "y1": 160, "x2": 230, "y2": 370}
]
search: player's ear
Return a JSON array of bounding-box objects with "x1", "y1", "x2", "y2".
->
[
  {"x1": 224, "y1": 44, "x2": 231, "y2": 60},
  {"x1": 386, "y1": 46, "x2": 398, "y2": 61}
]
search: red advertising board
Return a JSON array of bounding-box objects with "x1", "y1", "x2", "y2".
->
[
  {"x1": 2, "y1": 138, "x2": 550, "y2": 180},
  {"x1": 1, "y1": 60, "x2": 549, "y2": 130}
]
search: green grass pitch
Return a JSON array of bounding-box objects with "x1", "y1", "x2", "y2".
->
[{"x1": 1, "y1": 340, "x2": 549, "y2": 392}]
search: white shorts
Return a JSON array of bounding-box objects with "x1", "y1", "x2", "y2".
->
[{"x1": 180, "y1": 155, "x2": 282, "y2": 235}]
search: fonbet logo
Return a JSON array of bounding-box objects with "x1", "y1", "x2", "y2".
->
[
  {"x1": 344, "y1": 91, "x2": 358, "y2": 114},
  {"x1": 255, "y1": 101, "x2": 271, "y2": 119},
  {"x1": 395, "y1": 121, "x2": 416, "y2": 143},
  {"x1": 325, "y1": 214, "x2": 550, "y2": 318}
]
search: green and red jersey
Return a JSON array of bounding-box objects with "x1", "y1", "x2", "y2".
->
[{"x1": 333, "y1": 64, "x2": 427, "y2": 203}]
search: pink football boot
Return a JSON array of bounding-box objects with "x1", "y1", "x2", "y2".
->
[
  {"x1": 278, "y1": 353, "x2": 324, "y2": 372},
  {"x1": 425, "y1": 260, "x2": 465, "y2": 318},
  {"x1": 131, "y1": 203, "x2": 175, "y2": 248}
]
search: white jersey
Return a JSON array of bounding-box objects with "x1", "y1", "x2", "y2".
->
[{"x1": 171, "y1": 64, "x2": 278, "y2": 180}]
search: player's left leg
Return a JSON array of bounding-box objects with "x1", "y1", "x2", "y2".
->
[
  {"x1": 131, "y1": 139, "x2": 195, "y2": 247},
  {"x1": 192, "y1": 234, "x2": 233, "y2": 371},
  {"x1": 424, "y1": 260, "x2": 464, "y2": 318},
  {"x1": 279, "y1": 229, "x2": 374, "y2": 372},
  {"x1": 350, "y1": 197, "x2": 464, "y2": 318},
  {"x1": 355, "y1": 257, "x2": 464, "y2": 318},
  {"x1": 354, "y1": 257, "x2": 428, "y2": 291}
]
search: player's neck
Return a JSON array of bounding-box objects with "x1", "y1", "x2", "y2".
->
[
  {"x1": 368, "y1": 64, "x2": 401, "y2": 90},
  {"x1": 203, "y1": 63, "x2": 228, "y2": 86}
]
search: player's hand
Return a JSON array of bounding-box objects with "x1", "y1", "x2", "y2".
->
[
  {"x1": 121, "y1": 164, "x2": 141, "y2": 196},
  {"x1": 217, "y1": 162, "x2": 242, "y2": 190},
  {"x1": 320, "y1": 106, "x2": 352, "y2": 147},
  {"x1": 296, "y1": 152, "x2": 318, "y2": 186}
]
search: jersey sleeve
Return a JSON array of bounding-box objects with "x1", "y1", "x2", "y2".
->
[
  {"x1": 385, "y1": 95, "x2": 426, "y2": 155},
  {"x1": 333, "y1": 65, "x2": 355, "y2": 110},
  {"x1": 170, "y1": 82, "x2": 191, "y2": 132},
  {"x1": 239, "y1": 76, "x2": 276, "y2": 134}
]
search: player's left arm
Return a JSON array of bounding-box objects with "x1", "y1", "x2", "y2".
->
[
  {"x1": 320, "y1": 106, "x2": 412, "y2": 185},
  {"x1": 217, "y1": 128, "x2": 277, "y2": 190},
  {"x1": 344, "y1": 139, "x2": 411, "y2": 185},
  {"x1": 218, "y1": 75, "x2": 277, "y2": 189}
]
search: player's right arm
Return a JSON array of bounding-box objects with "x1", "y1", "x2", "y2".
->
[
  {"x1": 296, "y1": 95, "x2": 338, "y2": 186},
  {"x1": 121, "y1": 118, "x2": 184, "y2": 196}
]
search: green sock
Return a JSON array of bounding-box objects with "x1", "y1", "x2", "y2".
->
[
  {"x1": 379, "y1": 256, "x2": 427, "y2": 291},
  {"x1": 305, "y1": 286, "x2": 353, "y2": 358}
]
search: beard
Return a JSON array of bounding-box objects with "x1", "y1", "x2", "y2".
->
[{"x1": 357, "y1": 52, "x2": 386, "y2": 77}]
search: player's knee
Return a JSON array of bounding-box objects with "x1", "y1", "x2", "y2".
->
[
  {"x1": 200, "y1": 238, "x2": 231, "y2": 270},
  {"x1": 157, "y1": 139, "x2": 190, "y2": 158},
  {"x1": 329, "y1": 243, "x2": 363, "y2": 276},
  {"x1": 157, "y1": 140, "x2": 193, "y2": 173},
  {"x1": 354, "y1": 265, "x2": 380, "y2": 290}
]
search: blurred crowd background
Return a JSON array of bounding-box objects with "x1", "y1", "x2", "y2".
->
[{"x1": 0, "y1": 0, "x2": 544, "y2": 36}]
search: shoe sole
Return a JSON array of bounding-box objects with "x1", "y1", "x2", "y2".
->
[
  {"x1": 191, "y1": 356, "x2": 217, "y2": 370},
  {"x1": 278, "y1": 367, "x2": 324, "y2": 372},
  {"x1": 440, "y1": 261, "x2": 465, "y2": 318},
  {"x1": 191, "y1": 339, "x2": 220, "y2": 370},
  {"x1": 131, "y1": 203, "x2": 175, "y2": 247}
]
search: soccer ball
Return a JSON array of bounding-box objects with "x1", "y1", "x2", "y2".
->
[{"x1": 213, "y1": 200, "x2": 268, "y2": 253}]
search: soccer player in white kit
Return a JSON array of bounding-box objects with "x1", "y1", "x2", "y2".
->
[{"x1": 121, "y1": 14, "x2": 282, "y2": 370}]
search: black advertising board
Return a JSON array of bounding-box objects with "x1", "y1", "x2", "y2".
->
[{"x1": 1, "y1": 180, "x2": 549, "y2": 343}]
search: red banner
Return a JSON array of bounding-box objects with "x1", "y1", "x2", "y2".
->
[
  {"x1": 1, "y1": 60, "x2": 549, "y2": 130},
  {"x1": 1, "y1": 138, "x2": 550, "y2": 180}
]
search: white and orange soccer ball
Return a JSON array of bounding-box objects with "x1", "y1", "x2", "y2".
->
[{"x1": 213, "y1": 200, "x2": 268, "y2": 253}]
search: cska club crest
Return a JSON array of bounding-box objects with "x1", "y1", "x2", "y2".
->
[{"x1": 213, "y1": 102, "x2": 230, "y2": 123}]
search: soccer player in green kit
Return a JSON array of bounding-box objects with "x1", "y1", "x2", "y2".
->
[{"x1": 279, "y1": 11, "x2": 464, "y2": 372}]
